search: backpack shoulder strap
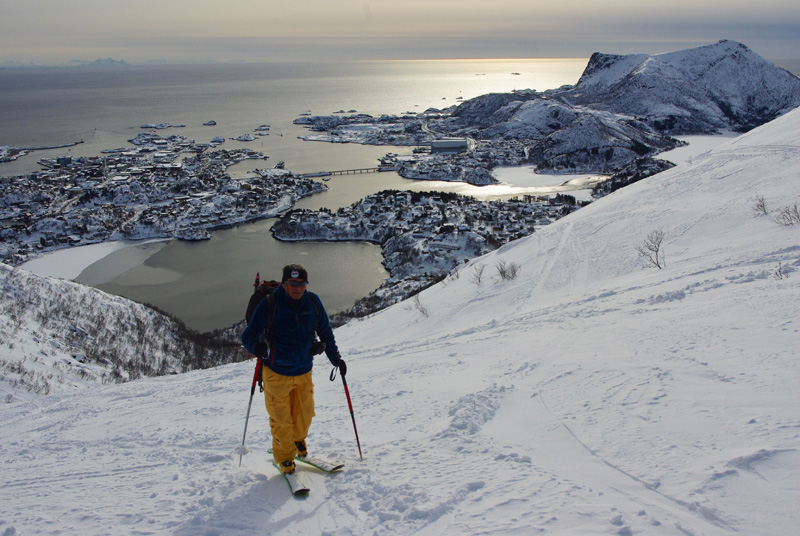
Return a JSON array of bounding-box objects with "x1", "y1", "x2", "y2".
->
[
  {"x1": 304, "y1": 292, "x2": 320, "y2": 333},
  {"x1": 311, "y1": 295, "x2": 320, "y2": 332},
  {"x1": 264, "y1": 291, "x2": 277, "y2": 341}
]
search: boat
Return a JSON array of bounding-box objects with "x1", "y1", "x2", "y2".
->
[{"x1": 140, "y1": 122, "x2": 171, "y2": 129}]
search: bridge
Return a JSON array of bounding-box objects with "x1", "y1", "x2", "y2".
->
[{"x1": 299, "y1": 166, "x2": 397, "y2": 178}]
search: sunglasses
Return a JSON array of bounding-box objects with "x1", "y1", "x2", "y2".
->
[{"x1": 286, "y1": 280, "x2": 308, "y2": 288}]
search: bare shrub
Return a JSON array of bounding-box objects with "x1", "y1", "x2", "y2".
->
[
  {"x1": 774, "y1": 202, "x2": 800, "y2": 226},
  {"x1": 412, "y1": 294, "x2": 431, "y2": 318},
  {"x1": 470, "y1": 263, "x2": 487, "y2": 285},
  {"x1": 752, "y1": 195, "x2": 768, "y2": 217},
  {"x1": 636, "y1": 229, "x2": 666, "y2": 269},
  {"x1": 774, "y1": 263, "x2": 789, "y2": 280},
  {"x1": 496, "y1": 260, "x2": 521, "y2": 280},
  {"x1": 446, "y1": 267, "x2": 460, "y2": 282}
]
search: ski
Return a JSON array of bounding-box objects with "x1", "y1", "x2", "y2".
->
[
  {"x1": 296, "y1": 454, "x2": 345, "y2": 473},
  {"x1": 268, "y1": 449, "x2": 345, "y2": 473},
  {"x1": 272, "y1": 462, "x2": 310, "y2": 496}
]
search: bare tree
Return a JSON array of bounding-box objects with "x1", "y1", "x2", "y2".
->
[{"x1": 636, "y1": 229, "x2": 666, "y2": 269}]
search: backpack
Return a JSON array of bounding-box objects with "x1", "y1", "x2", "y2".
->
[
  {"x1": 245, "y1": 277, "x2": 280, "y2": 326},
  {"x1": 245, "y1": 275, "x2": 279, "y2": 393}
]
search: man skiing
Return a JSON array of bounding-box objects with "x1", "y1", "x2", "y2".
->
[{"x1": 241, "y1": 263, "x2": 346, "y2": 476}]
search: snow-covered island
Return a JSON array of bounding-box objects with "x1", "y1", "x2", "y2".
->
[{"x1": 0, "y1": 132, "x2": 325, "y2": 263}]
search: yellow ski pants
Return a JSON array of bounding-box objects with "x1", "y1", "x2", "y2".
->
[{"x1": 262, "y1": 367, "x2": 315, "y2": 470}]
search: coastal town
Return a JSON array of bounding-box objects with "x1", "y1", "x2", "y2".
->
[
  {"x1": 1, "y1": 119, "x2": 586, "y2": 322},
  {"x1": 0, "y1": 131, "x2": 326, "y2": 263},
  {"x1": 295, "y1": 110, "x2": 524, "y2": 186}
]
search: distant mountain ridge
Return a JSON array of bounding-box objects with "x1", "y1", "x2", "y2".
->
[{"x1": 69, "y1": 57, "x2": 129, "y2": 67}]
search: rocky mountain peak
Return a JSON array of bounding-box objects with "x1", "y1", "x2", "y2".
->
[{"x1": 560, "y1": 40, "x2": 800, "y2": 133}]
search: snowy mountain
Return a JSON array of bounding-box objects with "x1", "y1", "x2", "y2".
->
[
  {"x1": 560, "y1": 40, "x2": 800, "y2": 134},
  {"x1": 2, "y1": 108, "x2": 799, "y2": 534},
  {"x1": 446, "y1": 92, "x2": 679, "y2": 167},
  {"x1": 436, "y1": 40, "x2": 800, "y2": 172}
]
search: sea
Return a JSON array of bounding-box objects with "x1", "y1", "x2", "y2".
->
[{"x1": 1, "y1": 59, "x2": 592, "y2": 331}]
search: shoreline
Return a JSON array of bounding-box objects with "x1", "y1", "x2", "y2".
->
[
  {"x1": 11, "y1": 120, "x2": 738, "y2": 333},
  {"x1": 15, "y1": 133, "x2": 730, "y2": 283}
]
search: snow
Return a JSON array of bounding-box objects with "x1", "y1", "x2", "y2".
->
[
  {"x1": 658, "y1": 133, "x2": 740, "y2": 166},
  {"x1": 2, "y1": 108, "x2": 800, "y2": 535},
  {"x1": 490, "y1": 133, "x2": 737, "y2": 202},
  {"x1": 19, "y1": 238, "x2": 170, "y2": 281},
  {"x1": 563, "y1": 40, "x2": 800, "y2": 134},
  {"x1": 493, "y1": 166, "x2": 601, "y2": 188}
]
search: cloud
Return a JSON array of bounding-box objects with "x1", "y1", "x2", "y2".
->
[{"x1": 1, "y1": 0, "x2": 798, "y2": 63}]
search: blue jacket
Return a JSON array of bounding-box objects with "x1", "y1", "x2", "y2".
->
[{"x1": 241, "y1": 286, "x2": 340, "y2": 376}]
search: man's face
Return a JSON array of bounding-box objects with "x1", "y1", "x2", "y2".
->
[{"x1": 283, "y1": 278, "x2": 307, "y2": 300}]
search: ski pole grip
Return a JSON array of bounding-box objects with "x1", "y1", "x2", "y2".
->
[{"x1": 250, "y1": 357, "x2": 261, "y2": 395}]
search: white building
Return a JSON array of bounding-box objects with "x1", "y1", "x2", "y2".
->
[{"x1": 431, "y1": 138, "x2": 468, "y2": 153}]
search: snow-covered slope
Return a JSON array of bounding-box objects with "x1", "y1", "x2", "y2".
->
[
  {"x1": 0, "y1": 264, "x2": 240, "y2": 401},
  {"x1": 2, "y1": 109, "x2": 799, "y2": 535}
]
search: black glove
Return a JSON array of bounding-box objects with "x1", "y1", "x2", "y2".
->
[
  {"x1": 253, "y1": 342, "x2": 269, "y2": 358},
  {"x1": 334, "y1": 357, "x2": 347, "y2": 377},
  {"x1": 310, "y1": 340, "x2": 326, "y2": 356}
]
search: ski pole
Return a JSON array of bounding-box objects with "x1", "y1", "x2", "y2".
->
[
  {"x1": 238, "y1": 356, "x2": 261, "y2": 467},
  {"x1": 332, "y1": 367, "x2": 363, "y2": 461}
]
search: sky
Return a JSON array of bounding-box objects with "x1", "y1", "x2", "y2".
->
[{"x1": 1, "y1": 0, "x2": 799, "y2": 65}]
